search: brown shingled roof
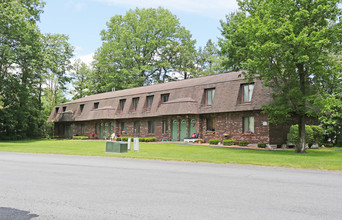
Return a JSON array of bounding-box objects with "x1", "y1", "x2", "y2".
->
[
  {"x1": 64, "y1": 71, "x2": 244, "y2": 104},
  {"x1": 48, "y1": 71, "x2": 273, "y2": 123}
]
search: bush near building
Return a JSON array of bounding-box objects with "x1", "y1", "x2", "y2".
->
[
  {"x1": 209, "y1": 139, "x2": 220, "y2": 145},
  {"x1": 222, "y1": 140, "x2": 236, "y2": 146}
]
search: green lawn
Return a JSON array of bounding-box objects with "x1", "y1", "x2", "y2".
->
[{"x1": 0, "y1": 140, "x2": 341, "y2": 170}]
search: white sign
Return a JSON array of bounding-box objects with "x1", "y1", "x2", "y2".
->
[
  {"x1": 128, "y1": 138, "x2": 131, "y2": 151},
  {"x1": 134, "y1": 138, "x2": 139, "y2": 152}
]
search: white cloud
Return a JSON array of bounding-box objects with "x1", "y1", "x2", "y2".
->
[
  {"x1": 97, "y1": 0, "x2": 239, "y2": 19},
  {"x1": 71, "y1": 53, "x2": 95, "y2": 66}
]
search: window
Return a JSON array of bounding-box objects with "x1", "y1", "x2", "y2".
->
[
  {"x1": 80, "y1": 104, "x2": 84, "y2": 113},
  {"x1": 94, "y1": 102, "x2": 99, "y2": 109},
  {"x1": 95, "y1": 123, "x2": 98, "y2": 134},
  {"x1": 110, "y1": 121, "x2": 114, "y2": 134},
  {"x1": 162, "y1": 120, "x2": 168, "y2": 134},
  {"x1": 161, "y1": 94, "x2": 169, "y2": 103},
  {"x1": 146, "y1": 95, "x2": 154, "y2": 111},
  {"x1": 120, "y1": 122, "x2": 127, "y2": 133},
  {"x1": 243, "y1": 116, "x2": 254, "y2": 133},
  {"x1": 81, "y1": 123, "x2": 85, "y2": 134},
  {"x1": 134, "y1": 121, "x2": 140, "y2": 134},
  {"x1": 206, "y1": 117, "x2": 216, "y2": 132},
  {"x1": 55, "y1": 107, "x2": 59, "y2": 114},
  {"x1": 62, "y1": 106, "x2": 66, "y2": 112},
  {"x1": 132, "y1": 97, "x2": 139, "y2": 111},
  {"x1": 243, "y1": 84, "x2": 254, "y2": 103},
  {"x1": 148, "y1": 120, "x2": 155, "y2": 133},
  {"x1": 119, "y1": 99, "x2": 126, "y2": 112},
  {"x1": 205, "y1": 88, "x2": 215, "y2": 105}
]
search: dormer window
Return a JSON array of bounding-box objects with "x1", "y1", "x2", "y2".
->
[
  {"x1": 62, "y1": 106, "x2": 66, "y2": 112},
  {"x1": 161, "y1": 94, "x2": 169, "y2": 103},
  {"x1": 55, "y1": 107, "x2": 59, "y2": 114},
  {"x1": 94, "y1": 102, "x2": 99, "y2": 109},
  {"x1": 243, "y1": 84, "x2": 254, "y2": 103},
  {"x1": 132, "y1": 97, "x2": 139, "y2": 111},
  {"x1": 146, "y1": 95, "x2": 154, "y2": 111},
  {"x1": 80, "y1": 104, "x2": 84, "y2": 113},
  {"x1": 119, "y1": 99, "x2": 126, "y2": 112},
  {"x1": 205, "y1": 88, "x2": 215, "y2": 105}
]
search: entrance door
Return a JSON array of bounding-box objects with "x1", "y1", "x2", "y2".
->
[
  {"x1": 99, "y1": 123, "x2": 104, "y2": 139},
  {"x1": 189, "y1": 118, "x2": 197, "y2": 136},
  {"x1": 65, "y1": 124, "x2": 73, "y2": 139},
  {"x1": 65, "y1": 125, "x2": 69, "y2": 139},
  {"x1": 180, "y1": 119, "x2": 187, "y2": 141},
  {"x1": 105, "y1": 122, "x2": 109, "y2": 139},
  {"x1": 171, "y1": 119, "x2": 178, "y2": 141}
]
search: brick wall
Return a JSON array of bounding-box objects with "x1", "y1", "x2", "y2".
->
[{"x1": 54, "y1": 111, "x2": 297, "y2": 144}]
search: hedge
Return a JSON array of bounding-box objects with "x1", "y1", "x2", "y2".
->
[
  {"x1": 222, "y1": 139, "x2": 236, "y2": 146},
  {"x1": 257, "y1": 142, "x2": 267, "y2": 148},
  {"x1": 115, "y1": 137, "x2": 156, "y2": 142},
  {"x1": 209, "y1": 139, "x2": 220, "y2": 145},
  {"x1": 238, "y1": 141, "x2": 249, "y2": 146},
  {"x1": 72, "y1": 136, "x2": 88, "y2": 140}
]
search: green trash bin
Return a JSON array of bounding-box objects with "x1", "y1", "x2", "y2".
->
[{"x1": 106, "y1": 141, "x2": 128, "y2": 153}]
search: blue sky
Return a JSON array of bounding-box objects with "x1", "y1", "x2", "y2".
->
[{"x1": 38, "y1": 0, "x2": 239, "y2": 63}]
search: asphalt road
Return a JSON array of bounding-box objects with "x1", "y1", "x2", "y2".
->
[{"x1": 0, "y1": 152, "x2": 341, "y2": 220}]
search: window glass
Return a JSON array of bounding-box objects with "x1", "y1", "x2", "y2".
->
[
  {"x1": 80, "y1": 104, "x2": 84, "y2": 112},
  {"x1": 120, "y1": 99, "x2": 126, "y2": 111},
  {"x1": 161, "y1": 94, "x2": 169, "y2": 103},
  {"x1": 132, "y1": 97, "x2": 139, "y2": 111},
  {"x1": 205, "y1": 88, "x2": 215, "y2": 105},
  {"x1": 206, "y1": 117, "x2": 216, "y2": 132},
  {"x1": 134, "y1": 121, "x2": 140, "y2": 133},
  {"x1": 147, "y1": 96, "x2": 154, "y2": 111},
  {"x1": 162, "y1": 120, "x2": 168, "y2": 134},
  {"x1": 121, "y1": 122, "x2": 127, "y2": 133},
  {"x1": 94, "y1": 102, "x2": 99, "y2": 109},
  {"x1": 243, "y1": 84, "x2": 254, "y2": 102},
  {"x1": 148, "y1": 120, "x2": 155, "y2": 133},
  {"x1": 243, "y1": 116, "x2": 255, "y2": 133}
]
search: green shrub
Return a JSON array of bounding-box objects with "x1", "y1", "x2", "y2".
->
[
  {"x1": 143, "y1": 137, "x2": 156, "y2": 142},
  {"x1": 72, "y1": 136, "x2": 88, "y2": 140},
  {"x1": 310, "y1": 125, "x2": 324, "y2": 145},
  {"x1": 209, "y1": 139, "x2": 220, "y2": 145},
  {"x1": 222, "y1": 139, "x2": 236, "y2": 146},
  {"x1": 288, "y1": 124, "x2": 314, "y2": 145},
  {"x1": 257, "y1": 142, "x2": 267, "y2": 148},
  {"x1": 238, "y1": 141, "x2": 249, "y2": 146},
  {"x1": 324, "y1": 143, "x2": 334, "y2": 148},
  {"x1": 116, "y1": 137, "x2": 156, "y2": 142}
]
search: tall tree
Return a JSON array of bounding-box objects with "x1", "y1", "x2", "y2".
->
[
  {"x1": 71, "y1": 59, "x2": 91, "y2": 100},
  {"x1": 0, "y1": 1, "x2": 74, "y2": 139},
  {"x1": 219, "y1": 0, "x2": 342, "y2": 153},
  {"x1": 0, "y1": 0, "x2": 45, "y2": 139},
  {"x1": 194, "y1": 39, "x2": 226, "y2": 77},
  {"x1": 91, "y1": 7, "x2": 196, "y2": 93}
]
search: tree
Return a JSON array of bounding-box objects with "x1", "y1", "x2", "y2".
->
[
  {"x1": 0, "y1": 1, "x2": 74, "y2": 139},
  {"x1": 0, "y1": 0, "x2": 45, "y2": 139},
  {"x1": 91, "y1": 7, "x2": 196, "y2": 93},
  {"x1": 219, "y1": 0, "x2": 342, "y2": 153},
  {"x1": 194, "y1": 39, "x2": 226, "y2": 77},
  {"x1": 71, "y1": 59, "x2": 92, "y2": 100}
]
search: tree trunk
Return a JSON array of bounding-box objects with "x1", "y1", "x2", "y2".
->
[
  {"x1": 296, "y1": 115, "x2": 306, "y2": 153},
  {"x1": 296, "y1": 64, "x2": 306, "y2": 153}
]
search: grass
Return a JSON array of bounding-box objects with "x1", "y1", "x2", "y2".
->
[{"x1": 0, "y1": 140, "x2": 341, "y2": 170}]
